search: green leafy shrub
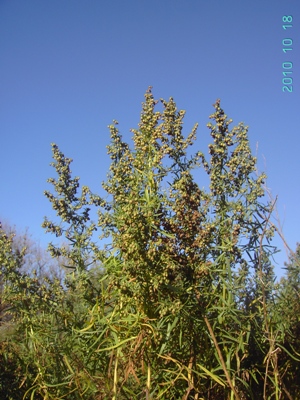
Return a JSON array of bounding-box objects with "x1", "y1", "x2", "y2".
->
[{"x1": 0, "y1": 89, "x2": 298, "y2": 399}]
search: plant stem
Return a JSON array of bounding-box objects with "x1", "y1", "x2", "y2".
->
[{"x1": 204, "y1": 316, "x2": 241, "y2": 400}]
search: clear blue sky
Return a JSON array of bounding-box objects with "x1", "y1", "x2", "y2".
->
[{"x1": 1, "y1": 0, "x2": 299, "y2": 278}]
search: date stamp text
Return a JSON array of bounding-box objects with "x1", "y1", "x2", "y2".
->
[{"x1": 282, "y1": 16, "x2": 293, "y2": 93}]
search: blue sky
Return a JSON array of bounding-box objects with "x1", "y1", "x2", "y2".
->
[{"x1": 1, "y1": 0, "x2": 299, "y2": 278}]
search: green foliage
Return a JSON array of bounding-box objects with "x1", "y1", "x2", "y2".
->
[
  {"x1": 42, "y1": 143, "x2": 103, "y2": 273},
  {"x1": 0, "y1": 89, "x2": 299, "y2": 399},
  {"x1": 274, "y1": 244, "x2": 300, "y2": 398}
]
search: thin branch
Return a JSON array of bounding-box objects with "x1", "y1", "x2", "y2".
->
[{"x1": 204, "y1": 316, "x2": 241, "y2": 400}]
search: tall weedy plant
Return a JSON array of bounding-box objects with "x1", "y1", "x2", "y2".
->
[
  {"x1": 2, "y1": 89, "x2": 292, "y2": 399},
  {"x1": 90, "y1": 89, "x2": 278, "y2": 399}
]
